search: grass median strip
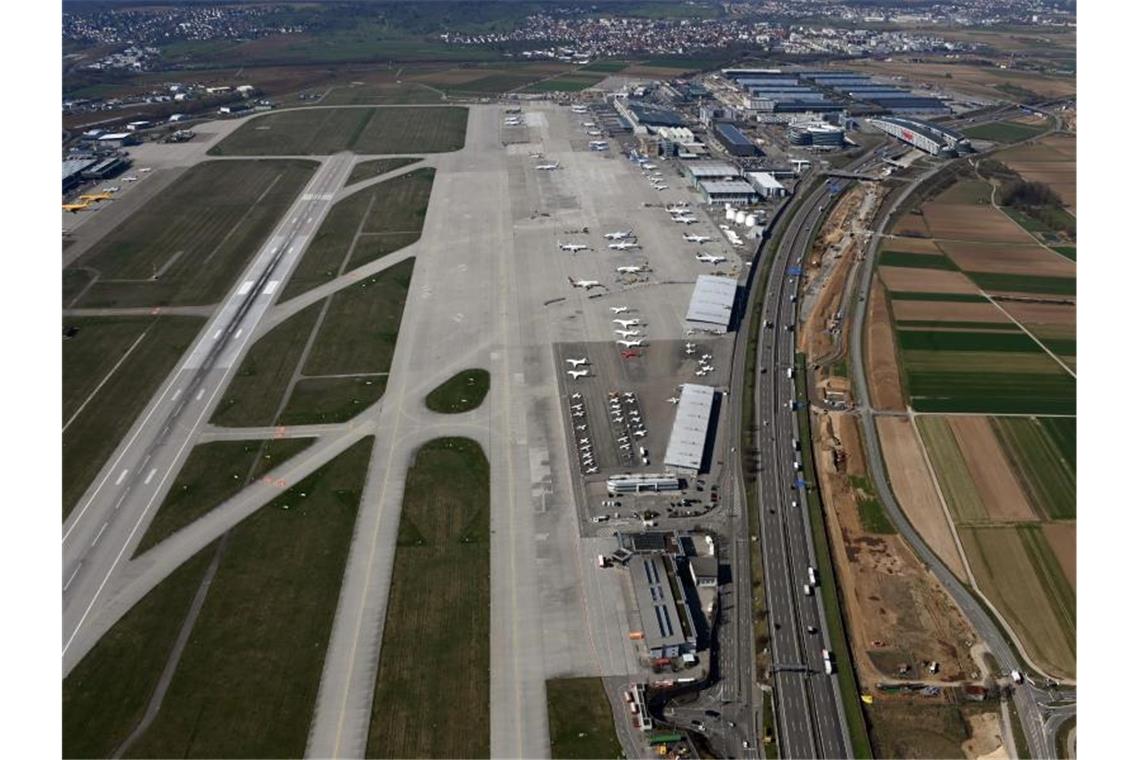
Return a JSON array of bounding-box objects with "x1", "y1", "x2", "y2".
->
[
  {"x1": 124, "y1": 437, "x2": 374, "y2": 758},
  {"x1": 133, "y1": 437, "x2": 315, "y2": 557},
  {"x1": 278, "y1": 375, "x2": 388, "y2": 425},
  {"x1": 63, "y1": 316, "x2": 206, "y2": 519},
  {"x1": 547, "y1": 678, "x2": 623, "y2": 759},
  {"x1": 346, "y1": 157, "x2": 422, "y2": 187},
  {"x1": 367, "y1": 437, "x2": 490, "y2": 758},
  {"x1": 425, "y1": 368, "x2": 490, "y2": 413}
]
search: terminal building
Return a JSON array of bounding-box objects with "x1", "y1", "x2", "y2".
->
[
  {"x1": 685, "y1": 275, "x2": 738, "y2": 334},
  {"x1": 630, "y1": 553, "x2": 697, "y2": 659},
  {"x1": 664, "y1": 383, "x2": 717, "y2": 476},
  {"x1": 867, "y1": 116, "x2": 971, "y2": 157}
]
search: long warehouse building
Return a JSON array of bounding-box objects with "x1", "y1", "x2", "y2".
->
[
  {"x1": 685, "y1": 274, "x2": 738, "y2": 334},
  {"x1": 663, "y1": 383, "x2": 717, "y2": 476},
  {"x1": 866, "y1": 116, "x2": 971, "y2": 157}
]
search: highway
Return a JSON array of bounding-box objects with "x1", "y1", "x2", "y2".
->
[{"x1": 62, "y1": 153, "x2": 356, "y2": 669}]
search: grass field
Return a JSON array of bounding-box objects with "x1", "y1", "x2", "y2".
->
[
  {"x1": 990, "y1": 417, "x2": 1076, "y2": 520},
  {"x1": 968, "y1": 271, "x2": 1076, "y2": 295},
  {"x1": 63, "y1": 547, "x2": 216, "y2": 759},
  {"x1": 878, "y1": 251, "x2": 958, "y2": 270},
  {"x1": 124, "y1": 437, "x2": 373, "y2": 758},
  {"x1": 916, "y1": 417, "x2": 988, "y2": 524},
  {"x1": 1052, "y1": 246, "x2": 1076, "y2": 261},
  {"x1": 278, "y1": 375, "x2": 388, "y2": 425},
  {"x1": 897, "y1": 329, "x2": 1040, "y2": 353},
  {"x1": 320, "y1": 83, "x2": 443, "y2": 106},
  {"x1": 64, "y1": 316, "x2": 206, "y2": 518},
  {"x1": 68, "y1": 161, "x2": 315, "y2": 308},
  {"x1": 281, "y1": 167, "x2": 433, "y2": 299},
  {"x1": 367, "y1": 437, "x2": 490, "y2": 758},
  {"x1": 905, "y1": 369, "x2": 1075, "y2": 414},
  {"x1": 133, "y1": 437, "x2": 314, "y2": 556},
  {"x1": 303, "y1": 258, "x2": 415, "y2": 375},
  {"x1": 425, "y1": 368, "x2": 490, "y2": 413},
  {"x1": 848, "y1": 475, "x2": 896, "y2": 534},
  {"x1": 520, "y1": 73, "x2": 606, "y2": 92},
  {"x1": 1040, "y1": 416, "x2": 1076, "y2": 467},
  {"x1": 210, "y1": 303, "x2": 323, "y2": 428},
  {"x1": 345, "y1": 156, "x2": 421, "y2": 186},
  {"x1": 865, "y1": 702, "x2": 969, "y2": 760},
  {"x1": 896, "y1": 320, "x2": 1017, "y2": 331},
  {"x1": 210, "y1": 106, "x2": 468, "y2": 156},
  {"x1": 580, "y1": 60, "x2": 630, "y2": 73},
  {"x1": 888, "y1": 292, "x2": 989, "y2": 303},
  {"x1": 546, "y1": 678, "x2": 623, "y2": 759},
  {"x1": 962, "y1": 120, "x2": 1050, "y2": 143},
  {"x1": 960, "y1": 525, "x2": 1075, "y2": 678}
]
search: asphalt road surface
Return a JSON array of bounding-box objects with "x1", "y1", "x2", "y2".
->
[{"x1": 62, "y1": 153, "x2": 355, "y2": 668}]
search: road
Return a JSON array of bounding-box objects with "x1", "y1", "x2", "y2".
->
[
  {"x1": 846, "y1": 151, "x2": 1071, "y2": 757},
  {"x1": 62, "y1": 153, "x2": 355, "y2": 668}
]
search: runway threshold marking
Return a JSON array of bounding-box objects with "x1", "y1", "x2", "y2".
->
[
  {"x1": 262, "y1": 280, "x2": 280, "y2": 295},
  {"x1": 237, "y1": 281, "x2": 254, "y2": 295}
]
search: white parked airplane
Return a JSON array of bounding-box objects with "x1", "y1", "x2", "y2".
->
[
  {"x1": 608, "y1": 241, "x2": 640, "y2": 251},
  {"x1": 695, "y1": 369, "x2": 709, "y2": 377},
  {"x1": 566, "y1": 358, "x2": 589, "y2": 367},
  {"x1": 615, "y1": 265, "x2": 646, "y2": 274},
  {"x1": 604, "y1": 230, "x2": 634, "y2": 240},
  {"x1": 642, "y1": 163, "x2": 657, "y2": 170},
  {"x1": 101, "y1": 186, "x2": 120, "y2": 193},
  {"x1": 581, "y1": 121, "x2": 596, "y2": 127},
  {"x1": 571, "y1": 105, "x2": 588, "y2": 113},
  {"x1": 567, "y1": 369, "x2": 589, "y2": 379},
  {"x1": 613, "y1": 318, "x2": 640, "y2": 327},
  {"x1": 536, "y1": 162, "x2": 560, "y2": 170},
  {"x1": 617, "y1": 339, "x2": 644, "y2": 348},
  {"x1": 633, "y1": 428, "x2": 647, "y2": 438},
  {"x1": 138, "y1": 167, "x2": 152, "y2": 173},
  {"x1": 585, "y1": 466, "x2": 598, "y2": 474},
  {"x1": 122, "y1": 176, "x2": 139, "y2": 182},
  {"x1": 672, "y1": 216, "x2": 699, "y2": 225},
  {"x1": 559, "y1": 241, "x2": 590, "y2": 252},
  {"x1": 587, "y1": 130, "x2": 603, "y2": 136},
  {"x1": 666, "y1": 203, "x2": 689, "y2": 213},
  {"x1": 571, "y1": 392, "x2": 582, "y2": 399},
  {"x1": 696, "y1": 253, "x2": 727, "y2": 264},
  {"x1": 683, "y1": 234, "x2": 712, "y2": 243},
  {"x1": 615, "y1": 329, "x2": 641, "y2": 338},
  {"x1": 653, "y1": 185, "x2": 668, "y2": 191},
  {"x1": 667, "y1": 396, "x2": 681, "y2": 404},
  {"x1": 609, "y1": 306, "x2": 631, "y2": 314},
  {"x1": 568, "y1": 277, "x2": 603, "y2": 289}
]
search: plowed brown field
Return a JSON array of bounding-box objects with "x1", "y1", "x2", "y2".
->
[
  {"x1": 878, "y1": 266, "x2": 979, "y2": 294},
  {"x1": 866, "y1": 276, "x2": 905, "y2": 411},
  {"x1": 1001, "y1": 301, "x2": 1075, "y2": 326},
  {"x1": 1042, "y1": 522, "x2": 1076, "y2": 589},
  {"x1": 922, "y1": 205, "x2": 1035, "y2": 243},
  {"x1": 947, "y1": 417, "x2": 1037, "y2": 522},
  {"x1": 938, "y1": 241, "x2": 1076, "y2": 276},
  {"x1": 876, "y1": 417, "x2": 967, "y2": 579},
  {"x1": 891, "y1": 300, "x2": 1008, "y2": 323},
  {"x1": 881, "y1": 237, "x2": 943, "y2": 254}
]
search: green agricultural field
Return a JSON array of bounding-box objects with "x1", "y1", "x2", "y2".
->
[
  {"x1": 425, "y1": 368, "x2": 490, "y2": 413},
  {"x1": 960, "y1": 525, "x2": 1075, "y2": 678},
  {"x1": 905, "y1": 369, "x2": 1076, "y2": 414},
  {"x1": 934, "y1": 179, "x2": 995, "y2": 204},
  {"x1": 210, "y1": 106, "x2": 468, "y2": 156},
  {"x1": 63, "y1": 316, "x2": 205, "y2": 518},
  {"x1": 991, "y1": 417, "x2": 1076, "y2": 520},
  {"x1": 580, "y1": 60, "x2": 630, "y2": 73},
  {"x1": 1052, "y1": 246, "x2": 1076, "y2": 261},
  {"x1": 211, "y1": 303, "x2": 323, "y2": 428},
  {"x1": 895, "y1": 320, "x2": 1017, "y2": 331},
  {"x1": 63, "y1": 548, "x2": 217, "y2": 759},
  {"x1": 122, "y1": 437, "x2": 373, "y2": 759},
  {"x1": 346, "y1": 156, "x2": 421, "y2": 186},
  {"x1": 278, "y1": 375, "x2": 388, "y2": 425},
  {"x1": 281, "y1": 167, "x2": 433, "y2": 298},
  {"x1": 1040, "y1": 417, "x2": 1076, "y2": 468},
  {"x1": 897, "y1": 329, "x2": 1041, "y2": 353},
  {"x1": 887, "y1": 291, "x2": 989, "y2": 303},
  {"x1": 68, "y1": 161, "x2": 315, "y2": 308},
  {"x1": 915, "y1": 417, "x2": 988, "y2": 524},
  {"x1": 546, "y1": 678, "x2": 623, "y2": 759},
  {"x1": 444, "y1": 72, "x2": 549, "y2": 93},
  {"x1": 367, "y1": 437, "x2": 490, "y2": 758},
  {"x1": 878, "y1": 251, "x2": 959, "y2": 270},
  {"x1": 320, "y1": 83, "x2": 443, "y2": 106},
  {"x1": 967, "y1": 272, "x2": 1076, "y2": 295},
  {"x1": 962, "y1": 120, "x2": 1050, "y2": 143},
  {"x1": 303, "y1": 258, "x2": 415, "y2": 376},
  {"x1": 866, "y1": 702, "x2": 970, "y2": 760},
  {"x1": 133, "y1": 438, "x2": 314, "y2": 556}
]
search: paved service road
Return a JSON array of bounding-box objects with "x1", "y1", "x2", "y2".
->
[{"x1": 62, "y1": 153, "x2": 355, "y2": 670}]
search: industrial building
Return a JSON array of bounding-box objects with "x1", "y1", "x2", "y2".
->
[
  {"x1": 620, "y1": 100, "x2": 686, "y2": 128},
  {"x1": 62, "y1": 158, "x2": 96, "y2": 194},
  {"x1": 746, "y1": 171, "x2": 788, "y2": 199},
  {"x1": 787, "y1": 122, "x2": 845, "y2": 148},
  {"x1": 712, "y1": 122, "x2": 760, "y2": 156},
  {"x1": 606, "y1": 473, "x2": 681, "y2": 495},
  {"x1": 82, "y1": 156, "x2": 130, "y2": 180},
  {"x1": 630, "y1": 553, "x2": 696, "y2": 659},
  {"x1": 684, "y1": 161, "x2": 741, "y2": 184},
  {"x1": 664, "y1": 383, "x2": 717, "y2": 476},
  {"x1": 698, "y1": 179, "x2": 758, "y2": 205},
  {"x1": 96, "y1": 132, "x2": 140, "y2": 148},
  {"x1": 867, "y1": 116, "x2": 971, "y2": 157},
  {"x1": 688, "y1": 556, "x2": 719, "y2": 588},
  {"x1": 685, "y1": 275, "x2": 738, "y2": 334}
]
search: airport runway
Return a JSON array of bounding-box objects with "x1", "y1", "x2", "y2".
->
[{"x1": 62, "y1": 153, "x2": 356, "y2": 670}]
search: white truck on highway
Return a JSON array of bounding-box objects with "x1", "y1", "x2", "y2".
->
[
  {"x1": 822, "y1": 649, "x2": 835, "y2": 675},
  {"x1": 808, "y1": 566, "x2": 818, "y2": 586}
]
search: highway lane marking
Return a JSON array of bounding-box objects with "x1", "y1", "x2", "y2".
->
[
  {"x1": 144, "y1": 468, "x2": 157, "y2": 485},
  {"x1": 115, "y1": 469, "x2": 129, "y2": 485},
  {"x1": 91, "y1": 522, "x2": 108, "y2": 547},
  {"x1": 63, "y1": 565, "x2": 81, "y2": 592},
  {"x1": 237, "y1": 280, "x2": 254, "y2": 295}
]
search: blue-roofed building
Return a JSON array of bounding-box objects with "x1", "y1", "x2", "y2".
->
[{"x1": 713, "y1": 122, "x2": 760, "y2": 157}]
